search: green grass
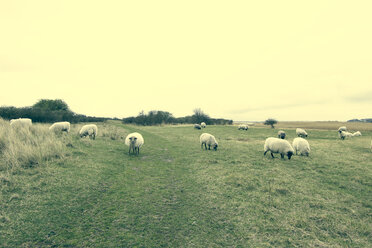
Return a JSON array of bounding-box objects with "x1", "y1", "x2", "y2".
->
[{"x1": 1, "y1": 121, "x2": 371, "y2": 247}]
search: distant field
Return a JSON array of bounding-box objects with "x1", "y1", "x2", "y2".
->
[
  {"x1": 251, "y1": 121, "x2": 372, "y2": 131},
  {"x1": 1, "y1": 121, "x2": 371, "y2": 247}
]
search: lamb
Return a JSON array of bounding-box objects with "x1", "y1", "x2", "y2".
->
[
  {"x1": 264, "y1": 137, "x2": 294, "y2": 160},
  {"x1": 238, "y1": 124, "x2": 248, "y2": 130},
  {"x1": 200, "y1": 133, "x2": 218, "y2": 151},
  {"x1": 125, "y1": 132, "x2": 144, "y2": 155},
  {"x1": 79, "y1": 124, "x2": 98, "y2": 140},
  {"x1": 194, "y1": 124, "x2": 201, "y2": 129},
  {"x1": 49, "y1": 121, "x2": 70, "y2": 133},
  {"x1": 296, "y1": 128, "x2": 308, "y2": 138},
  {"x1": 352, "y1": 131, "x2": 362, "y2": 137},
  {"x1": 277, "y1": 130, "x2": 286, "y2": 139},
  {"x1": 339, "y1": 131, "x2": 353, "y2": 140},
  {"x1": 200, "y1": 122, "x2": 206, "y2": 128},
  {"x1": 10, "y1": 118, "x2": 32, "y2": 127},
  {"x1": 292, "y1": 137, "x2": 310, "y2": 156},
  {"x1": 338, "y1": 126, "x2": 347, "y2": 133}
]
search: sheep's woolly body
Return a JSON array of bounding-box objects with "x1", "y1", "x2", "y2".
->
[
  {"x1": 277, "y1": 130, "x2": 286, "y2": 139},
  {"x1": 194, "y1": 124, "x2": 201, "y2": 129},
  {"x1": 79, "y1": 124, "x2": 98, "y2": 139},
  {"x1": 352, "y1": 131, "x2": 362, "y2": 137},
  {"x1": 339, "y1": 131, "x2": 353, "y2": 140},
  {"x1": 338, "y1": 126, "x2": 347, "y2": 133},
  {"x1": 49, "y1": 122, "x2": 70, "y2": 133},
  {"x1": 238, "y1": 124, "x2": 248, "y2": 130},
  {"x1": 10, "y1": 118, "x2": 32, "y2": 127},
  {"x1": 264, "y1": 137, "x2": 294, "y2": 159},
  {"x1": 200, "y1": 133, "x2": 218, "y2": 151},
  {"x1": 296, "y1": 128, "x2": 308, "y2": 138},
  {"x1": 292, "y1": 137, "x2": 310, "y2": 156},
  {"x1": 125, "y1": 132, "x2": 144, "y2": 155},
  {"x1": 200, "y1": 122, "x2": 206, "y2": 128}
]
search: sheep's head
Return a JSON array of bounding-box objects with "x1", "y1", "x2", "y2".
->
[
  {"x1": 213, "y1": 143, "x2": 218, "y2": 151},
  {"x1": 287, "y1": 151, "x2": 293, "y2": 160},
  {"x1": 129, "y1": 136, "x2": 137, "y2": 145}
]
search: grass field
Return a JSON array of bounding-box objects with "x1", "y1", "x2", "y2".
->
[{"x1": 1, "y1": 121, "x2": 371, "y2": 247}]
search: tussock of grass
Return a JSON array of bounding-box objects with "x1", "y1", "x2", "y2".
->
[{"x1": 0, "y1": 118, "x2": 69, "y2": 171}]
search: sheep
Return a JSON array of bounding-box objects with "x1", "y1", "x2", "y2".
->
[
  {"x1": 292, "y1": 137, "x2": 310, "y2": 156},
  {"x1": 352, "y1": 131, "x2": 362, "y2": 137},
  {"x1": 238, "y1": 124, "x2": 248, "y2": 130},
  {"x1": 125, "y1": 132, "x2": 144, "y2": 155},
  {"x1": 200, "y1": 122, "x2": 206, "y2": 128},
  {"x1": 10, "y1": 118, "x2": 32, "y2": 127},
  {"x1": 200, "y1": 133, "x2": 218, "y2": 151},
  {"x1": 79, "y1": 124, "x2": 98, "y2": 140},
  {"x1": 296, "y1": 128, "x2": 308, "y2": 138},
  {"x1": 264, "y1": 137, "x2": 294, "y2": 160},
  {"x1": 194, "y1": 124, "x2": 201, "y2": 129},
  {"x1": 277, "y1": 130, "x2": 286, "y2": 139},
  {"x1": 339, "y1": 131, "x2": 353, "y2": 140},
  {"x1": 49, "y1": 121, "x2": 70, "y2": 133},
  {"x1": 338, "y1": 126, "x2": 347, "y2": 133}
]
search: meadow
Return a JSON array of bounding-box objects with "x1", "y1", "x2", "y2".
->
[{"x1": 0, "y1": 120, "x2": 371, "y2": 247}]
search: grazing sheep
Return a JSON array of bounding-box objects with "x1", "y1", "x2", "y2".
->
[
  {"x1": 10, "y1": 118, "x2": 32, "y2": 127},
  {"x1": 194, "y1": 124, "x2": 201, "y2": 130},
  {"x1": 125, "y1": 132, "x2": 144, "y2": 155},
  {"x1": 238, "y1": 124, "x2": 248, "y2": 130},
  {"x1": 49, "y1": 121, "x2": 70, "y2": 133},
  {"x1": 79, "y1": 124, "x2": 98, "y2": 140},
  {"x1": 352, "y1": 131, "x2": 362, "y2": 137},
  {"x1": 292, "y1": 137, "x2": 310, "y2": 156},
  {"x1": 296, "y1": 128, "x2": 308, "y2": 138},
  {"x1": 339, "y1": 131, "x2": 353, "y2": 140},
  {"x1": 277, "y1": 130, "x2": 286, "y2": 139},
  {"x1": 200, "y1": 133, "x2": 218, "y2": 151},
  {"x1": 200, "y1": 122, "x2": 206, "y2": 128},
  {"x1": 338, "y1": 126, "x2": 347, "y2": 133},
  {"x1": 264, "y1": 137, "x2": 294, "y2": 160}
]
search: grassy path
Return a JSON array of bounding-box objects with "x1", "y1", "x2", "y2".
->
[{"x1": 1, "y1": 123, "x2": 371, "y2": 247}]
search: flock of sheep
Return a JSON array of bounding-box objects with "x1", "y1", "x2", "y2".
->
[{"x1": 7, "y1": 118, "x2": 372, "y2": 158}]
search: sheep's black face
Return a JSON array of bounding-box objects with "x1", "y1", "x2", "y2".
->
[
  {"x1": 129, "y1": 137, "x2": 137, "y2": 144},
  {"x1": 213, "y1": 144, "x2": 218, "y2": 151},
  {"x1": 287, "y1": 151, "x2": 293, "y2": 160}
]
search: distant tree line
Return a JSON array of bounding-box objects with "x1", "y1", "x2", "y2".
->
[
  {"x1": 122, "y1": 108, "x2": 233, "y2": 126},
  {"x1": 347, "y1": 118, "x2": 372, "y2": 123},
  {"x1": 0, "y1": 99, "x2": 111, "y2": 123}
]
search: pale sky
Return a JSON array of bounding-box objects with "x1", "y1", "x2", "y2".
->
[{"x1": 1, "y1": 1, "x2": 371, "y2": 121}]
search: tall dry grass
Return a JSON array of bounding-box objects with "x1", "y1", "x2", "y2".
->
[{"x1": 0, "y1": 118, "x2": 70, "y2": 171}]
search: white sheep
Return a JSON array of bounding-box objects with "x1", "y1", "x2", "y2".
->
[
  {"x1": 338, "y1": 126, "x2": 347, "y2": 133},
  {"x1": 200, "y1": 122, "x2": 206, "y2": 128},
  {"x1": 200, "y1": 133, "x2": 218, "y2": 151},
  {"x1": 194, "y1": 124, "x2": 201, "y2": 129},
  {"x1": 296, "y1": 128, "x2": 308, "y2": 138},
  {"x1": 352, "y1": 131, "x2": 362, "y2": 137},
  {"x1": 79, "y1": 124, "x2": 98, "y2": 140},
  {"x1": 238, "y1": 124, "x2": 248, "y2": 130},
  {"x1": 125, "y1": 132, "x2": 144, "y2": 155},
  {"x1": 292, "y1": 137, "x2": 310, "y2": 156},
  {"x1": 277, "y1": 130, "x2": 286, "y2": 139},
  {"x1": 339, "y1": 131, "x2": 353, "y2": 140},
  {"x1": 10, "y1": 118, "x2": 32, "y2": 127},
  {"x1": 49, "y1": 121, "x2": 70, "y2": 133},
  {"x1": 264, "y1": 137, "x2": 294, "y2": 160}
]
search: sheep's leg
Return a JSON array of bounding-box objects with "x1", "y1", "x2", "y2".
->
[
  {"x1": 208, "y1": 144, "x2": 211, "y2": 150},
  {"x1": 280, "y1": 153, "x2": 284, "y2": 159},
  {"x1": 128, "y1": 145, "x2": 131, "y2": 154},
  {"x1": 137, "y1": 147, "x2": 140, "y2": 155},
  {"x1": 264, "y1": 150, "x2": 268, "y2": 156},
  {"x1": 270, "y1": 152, "x2": 274, "y2": 158},
  {"x1": 201, "y1": 143, "x2": 203, "y2": 149}
]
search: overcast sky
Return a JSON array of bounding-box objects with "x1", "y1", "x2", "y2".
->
[{"x1": 1, "y1": 1, "x2": 371, "y2": 121}]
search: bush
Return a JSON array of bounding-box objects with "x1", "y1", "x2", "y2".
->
[{"x1": 264, "y1": 118, "x2": 278, "y2": 128}]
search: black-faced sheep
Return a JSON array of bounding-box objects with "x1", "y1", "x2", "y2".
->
[
  {"x1": 200, "y1": 133, "x2": 218, "y2": 151},
  {"x1": 264, "y1": 137, "x2": 294, "y2": 160},
  {"x1": 125, "y1": 132, "x2": 144, "y2": 155}
]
